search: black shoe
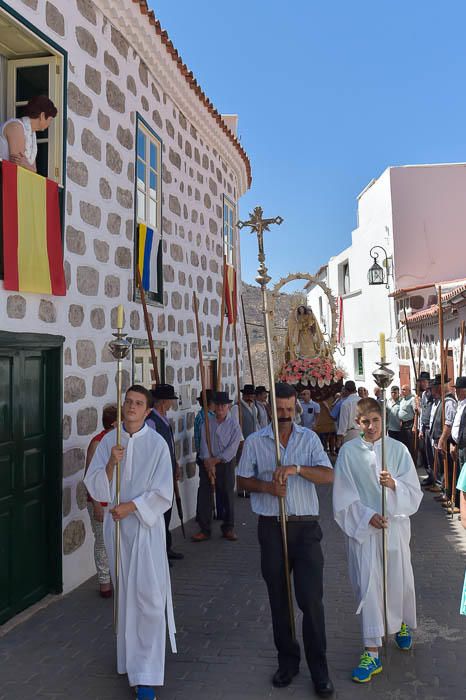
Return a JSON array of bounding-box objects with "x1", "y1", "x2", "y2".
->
[
  {"x1": 272, "y1": 668, "x2": 299, "y2": 688},
  {"x1": 314, "y1": 678, "x2": 335, "y2": 698},
  {"x1": 167, "y1": 549, "x2": 184, "y2": 560}
]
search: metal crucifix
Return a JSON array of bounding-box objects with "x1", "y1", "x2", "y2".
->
[{"x1": 237, "y1": 206, "x2": 283, "y2": 288}]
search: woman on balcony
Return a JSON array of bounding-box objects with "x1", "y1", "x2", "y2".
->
[{"x1": 0, "y1": 95, "x2": 57, "y2": 172}]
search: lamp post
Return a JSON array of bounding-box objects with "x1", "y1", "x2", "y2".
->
[{"x1": 368, "y1": 245, "x2": 391, "y2": 289}]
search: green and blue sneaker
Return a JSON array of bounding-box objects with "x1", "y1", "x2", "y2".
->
[
  {"x1": 395, "y1": 622, "x2": 413, "y2": 650},
  {"x1": 136, "y1": 687, "x2": 156, "y2": 700},
  {"x1": 351, "y1": 651, "x2": 383, "y2": 683}
]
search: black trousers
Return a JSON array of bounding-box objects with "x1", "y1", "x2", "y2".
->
[
  {"x1": 164, "y1": 506, "x2": 172, "y2": 552},
  {"x1": 388, "y1": 430, "x2": 403, "y2": 442},
  {"x1": 197, "y1": 459, "x2": 235, "y2": 535},
  {"x1": 258, "y1": 516, "x2": 329, "y2": 685}
]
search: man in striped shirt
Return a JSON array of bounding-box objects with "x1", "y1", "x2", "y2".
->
[{"x1": 237, "y1": 383, "x2": 335, "y2": 698}]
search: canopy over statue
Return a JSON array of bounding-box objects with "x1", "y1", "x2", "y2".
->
[{"x1": 284, "y1": 305, "x2": 330, "y2": 361}]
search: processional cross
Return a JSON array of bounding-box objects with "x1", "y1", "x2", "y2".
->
[
  {"x1": 237, "y1": 206, "x2": 297, "y2": 639},
  {"x1": 237, "y1": 206, "x2": 283, "y2": 288}
]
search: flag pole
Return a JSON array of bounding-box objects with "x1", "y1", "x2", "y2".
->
[
  {"x1": 217, "y1": 256, "x2": 227, "y2": 391},
  {"x1": 193, "y1": 292, "x2": 216, "y2": 518},
  {"x1": 237, "y1": 207, "x2": 296, "y2": 641},
  {"x1": 241, "y1": 293, "x2": 255, "y2": 386},
  {"x1": 437, "y1": 286, "x2": 450, "y2": 505},
  {"x1": 108, "y1": 306, "x2": 131, "y2": 634},
  {"x1": 135, "y1": 264, "x2": 160, "y2": 385}
]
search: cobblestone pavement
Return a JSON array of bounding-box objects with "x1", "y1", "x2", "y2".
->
[{"x1": 1, "y1": 483, "x2": 465, "y2": 700}]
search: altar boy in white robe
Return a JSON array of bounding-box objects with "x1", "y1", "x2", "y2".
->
[
  {"x1": 333, "y1": 397, "x2": 422, "y2": 684},
  {"x1": 85, "y1": 385, "x2": 176, "y2": 700}
]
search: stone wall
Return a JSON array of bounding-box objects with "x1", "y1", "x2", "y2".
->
[
  {"x1": 5, "y1": 0, "x2": 247, "y2": 592},
  {"x1": 241, "y1": 283, "x2": 298, "y2": 388}
]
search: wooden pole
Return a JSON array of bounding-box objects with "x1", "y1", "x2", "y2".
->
[
  {"x1": 459, "y1": 320, "x2": 465, "y2": 375},
  {"x1": 413, "y1": 326, "x2": 423, "y2": 458},
  {"x1": 193, "y1": 292, "x2": 216, "y2": 516},
  {"x1": 136, "y1": 265, "x2": 160, "y2": 385},
  {"x1": 403, "y1": 308, "x2": 418, "y2": 386},
  {"x1": 241, "y1": 294, "x2": 255, "y2": 386},
  {"x1": 437, "y1": 286, "x2": 450, "y2": 501},
  {"x1": 232, "y1": 319, "x2": 243, "y2": 430},
  {"x1": 217, "y1": 256, "x2": 227, "y2": 391}
]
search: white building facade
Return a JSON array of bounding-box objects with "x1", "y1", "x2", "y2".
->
[
  {"x1": 0, "y1": 0, "x2": 250, "y2": 622},
  {"x1": 307, "y1": 163, "x2": 466, "y2": 391}
]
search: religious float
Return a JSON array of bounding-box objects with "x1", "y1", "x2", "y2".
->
[{"x1": 272, "y1": 273, "x2": 346, "y2": 401}]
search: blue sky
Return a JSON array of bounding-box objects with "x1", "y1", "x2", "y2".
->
[{"x1": 149, "y1": 1, "x2": 466, "y2": 285}]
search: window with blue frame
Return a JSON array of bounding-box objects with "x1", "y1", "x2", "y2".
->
[{"x1": 135, "y1": 116, "x2": 162, "y2": 303}]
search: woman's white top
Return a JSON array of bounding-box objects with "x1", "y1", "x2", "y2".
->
[{"x1": 0, "y1": 117, "x2": 37, "y2": 164}]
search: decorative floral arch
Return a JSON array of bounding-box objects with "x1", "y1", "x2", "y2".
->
[{"x1": 271, "y1": 272, "x2": 338, "y2": 355}]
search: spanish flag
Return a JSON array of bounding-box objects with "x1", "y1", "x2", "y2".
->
[
  {"x1": 2, "y1": 162, "x2": 65, "y2": 295},
  {"x1": 224, "y1": 263, "x2": 237, "y2": 324},
  {"x1": 137, "y1": 223, "x2": 160, "y2": 292}
]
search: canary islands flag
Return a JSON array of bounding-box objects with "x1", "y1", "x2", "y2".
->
[
  {"x1": 2, "y1": 161, "x2": 66, "y2": 295},
  {"x1": 137, "y1": 223, "x2": 160, "y2": 292}
]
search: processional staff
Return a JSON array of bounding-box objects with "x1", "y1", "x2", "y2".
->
[
  {"x1": 237, "y1": 207, "x2": 296, "y2": 640},
  {"x1": 108, "y1": 304, "x2": 132, "y2": 634},
  {"x1": 373, "y1": 332, "x2": 395, "y2": 655}
]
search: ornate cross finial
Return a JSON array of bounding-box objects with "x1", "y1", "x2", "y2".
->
[{"x1": 237, "y1": 206, "x2": 284, "y2": 288}]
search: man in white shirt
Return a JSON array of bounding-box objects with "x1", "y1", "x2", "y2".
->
[
  {"x1": 337, "y1": 381, "x2": 360, "y2": 446},
  {"x1": 299, "y1": 388, "x2": 320, "y2": 430},
  {"x1": 451, "y1": 377, "x2": 466, "y2": 507}
]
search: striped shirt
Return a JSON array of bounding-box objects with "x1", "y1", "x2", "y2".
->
[
  {"x1": 199, "y1": 413, "x2": 242, "y2": 462},
  {"x1": 237, "y1": 423, "x2": 332, "y2": 516},
  {"x1": 194, "y1": 409, "x2": 215, "y2": 453}
]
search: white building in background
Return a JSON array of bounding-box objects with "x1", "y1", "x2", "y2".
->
[{"x1": 307, "y1": 163, "x2": 466, "y2": 390}]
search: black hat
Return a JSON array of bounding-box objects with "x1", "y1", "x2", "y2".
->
[
  {"x1": 151, "y1": 383, "x2": 178, "y2": 400},
  {"x1": 419, "y1": 371, "x2": 430, "y2": 381},
  {"x1": 431, "y1": 374, "x2": 450, "y2": 387},
  {"x1": 455, "y1": 376, "x2": 466, "y2": 389},
  {"x1": 255, "y1": 385, "x2": 268, "y2": 394},
  {"x1": 214, "y1": 391, "x2": 233, "y2": 405},
  {"x1": 241, "y1": 384, "x2": 256, "y2": 396},
  {"x1": 197, "y1": 389, "x2": 215, "y2": 404}
]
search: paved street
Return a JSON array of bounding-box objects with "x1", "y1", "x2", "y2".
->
[{"x1": 1, "y1": 483, "x2": 465, "y2": 700}]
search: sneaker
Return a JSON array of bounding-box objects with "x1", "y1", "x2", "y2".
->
[
  {"x1": 351, "y1": 652, "x2": 382, "y2": 683},
  {"x1": 395, "y1": 622, "x2": 413, "y2": 650},
  {"x1": 136, "y1": 687, "x2": 156, "y2": 700}
]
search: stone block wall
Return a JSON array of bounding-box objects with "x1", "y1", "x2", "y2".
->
[{"x1": 4, "y1": 0, "x2": 247, "y2": 592}]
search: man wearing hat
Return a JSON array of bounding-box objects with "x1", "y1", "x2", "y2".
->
[
  {"x1": 255, "y1": 386, "x2": 271, "y2": 429},
  {"x1": 194, "y1": 390, "x2": 223, "y2": 520},
  {"x1": 192, "y1": 391, "x2": 242, "y2": 542},
  {"x1": 231, "y1": 384, "x2": 259, "y2": 438},
  {"x1": 147, "y1": 384, "x2": 184, "y2": 562},
  {"x1": 430, "y1": 375, "x2": 457, "y2": 490}
]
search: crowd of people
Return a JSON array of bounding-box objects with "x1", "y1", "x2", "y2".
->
[{"x1": 83, "y1": 375, "x2": 466, "y2": 700}]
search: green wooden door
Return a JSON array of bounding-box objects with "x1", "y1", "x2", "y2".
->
[{"x1": 0, "y1": 345, "x2": 61, "y2": 624}]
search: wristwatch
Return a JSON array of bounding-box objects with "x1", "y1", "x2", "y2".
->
[{"x1": 295, "y1": 464, "x2": 301, "y2": 475}]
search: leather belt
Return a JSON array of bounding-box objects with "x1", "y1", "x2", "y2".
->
[{"x1": 259, "y1": 515, "x2": 319, "y2": 522}]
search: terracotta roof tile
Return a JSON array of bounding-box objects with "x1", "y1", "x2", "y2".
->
[
  {"x1": 132, "y1": 0, "x2": 251, "y2": 188},
  {"x1": 405, "y1": 282, "x2": 466, "y2": 324}
]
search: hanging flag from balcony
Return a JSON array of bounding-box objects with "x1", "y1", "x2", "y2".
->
[
  {"x1": 2, "y1": 162, "x2": 65, "y2": 295},
  {"x1": 224, "y1": 263, "x2": 237, "y2": 324},
  {"x1": 137, "y1": 223, "x2": 160, "y2": 292}
]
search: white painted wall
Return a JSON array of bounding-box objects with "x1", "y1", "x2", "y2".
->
[{"x1": 391, "y1": 164, "x2": 466, "y2": 288}]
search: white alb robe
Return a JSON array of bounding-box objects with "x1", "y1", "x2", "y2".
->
[
  {"x1": 333, "y1": 436, "x2": 423, "y2": 643},
  {"x1": 84, "y1": 423, "x2": 176, "y2": 687}
]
